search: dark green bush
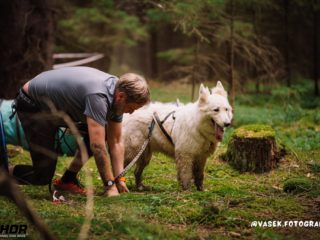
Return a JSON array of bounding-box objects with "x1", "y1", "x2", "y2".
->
[{"x1": 283, "y1": 178, "x2": 312, "y2": 194}]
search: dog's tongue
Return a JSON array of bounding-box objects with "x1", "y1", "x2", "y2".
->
[{"x1": 215, "y1": 124, "x2": 224, "y2": 141}]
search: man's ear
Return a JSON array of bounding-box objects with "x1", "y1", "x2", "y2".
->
[
  {"x1": 115, "y1": 90, "x2": 126, "y2": 103},
  {"x1": 211, "y1": 81, "x2": 227, "y2": 98},
  {"x1": 116, "y1": 91, "x2": 126, "y2": 99},
  {"x1": 198, "y1": 83, "x2": 210, "y2": 106}
]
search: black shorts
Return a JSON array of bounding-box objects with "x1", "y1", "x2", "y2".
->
[{"x1": 12, "y1": 89, "x2": 91, "y2": 185}]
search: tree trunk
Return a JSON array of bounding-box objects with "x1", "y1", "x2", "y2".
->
[
  {"x1": 283, "y1": 0, "x2": 291, "y2": 87},
  {"x1": 252, "y1": 9, "x2": 260, "y2": 93},
  {"x1": 0, "y1": 0, "x2": 54, "y2": 99},
  {"x1": 191, "y1": 38, "x2": 200, "y2": 101},
  {"x1": 225, "y1": 125, "x2": 282, "y2": 173},
  {"x1": 229, "y1": 0, "x2": 235, "y2": 108},
  {"x1": 149, "y1": 29, "x2": 158, "y2": 79},
  {"x1": 313, "y1": 0, "x2": 319, "y2": 96}
]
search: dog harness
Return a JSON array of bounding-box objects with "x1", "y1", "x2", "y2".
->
[
  {"x1": 153, "y1": 111, "x2": 176, "y2": 145},
  {"x1": 115, "y1": 110, "x2": 176, "y2": 181},
  {"x1": 114, "y1": 117, "x2": 156, "y2": 181}
]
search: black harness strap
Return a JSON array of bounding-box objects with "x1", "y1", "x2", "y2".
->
[{"x1": 153, "y1": 111, "x2": 176, "y2": 145}]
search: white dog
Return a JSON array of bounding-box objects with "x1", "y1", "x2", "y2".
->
[{"x1": 123, "y1": 82, "x2": 233, "y2": 191}]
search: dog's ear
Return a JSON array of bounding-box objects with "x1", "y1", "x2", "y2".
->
[
  {"x1": 216, "y1": 81, "x2": 224, "y2": 90},
  {"x1": 198, "y1": 83, "x2": 210, "y2": 105},
  {"x1": 211, "y1": 81, "x2": 227, "y2": 98}
]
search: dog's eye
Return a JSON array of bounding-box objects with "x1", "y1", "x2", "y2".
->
[
  {"x1": 225, "y1": 108, "x2": 229, "y2": 112},
  {"x1": 214, "y1": 108, "x2": 219, "y2": 112}
]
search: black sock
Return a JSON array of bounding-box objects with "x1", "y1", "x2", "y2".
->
[{"x1": 61, "y1": 170, "x2": 78, "y2": 183}]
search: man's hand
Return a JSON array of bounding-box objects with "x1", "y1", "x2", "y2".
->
[
  {"x1": 116, "y1": 181, "x2": 129, "y2": 193},
  {"x1": 104, "y1": 185, "x2": 120, "y2": 197}
]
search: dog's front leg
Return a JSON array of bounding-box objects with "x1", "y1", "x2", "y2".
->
[
  {"x1": 193, "y1": 158, "x2": 207, "y2": 191},
  {"x1": 134, "y1": 149, "x2": 152, "y2": 191},
  {"x1": 175, "y1": 152, "x2": 193, "y2": 190}
]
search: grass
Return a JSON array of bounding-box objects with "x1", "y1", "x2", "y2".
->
[{"x1": 1, "y1": 81, "x2": 320, "y2": 239}]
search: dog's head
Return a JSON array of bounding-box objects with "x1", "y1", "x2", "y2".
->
[{"x1": 197, "y1": 81, "x2": 233, "y2": 142}]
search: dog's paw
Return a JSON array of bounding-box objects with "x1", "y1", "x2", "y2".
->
[
  {"x1": 181, "y1": 185, "x2": 192, "y2": 191},
  {"x1": 196, "y1": 185, "x2": 204, "y2": 191},
  {"x1": 136, "y1": 183, "x2": 151, "y2": 192}
]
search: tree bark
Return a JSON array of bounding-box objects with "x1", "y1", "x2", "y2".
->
[
  {"x1": 252, "y1": 8, "x2": 260, "y2": 93},
  {"x1": 191, "y1": 38, "x2": 200, "y2": 101},
  {"x1": 225, "y1": 125, "x2": 282, "y2": 173},
  {"x1": 0, "y1": 0, "x2": 54, "y2": 99},
  {"x1": 313, "y1": 0, "x2": 319, "y2": 96},
  {"x1": 283, "y1": 0, "x2": 291, "y2": 87},
  {"x1": 229, "y1": 0, "x2": 235, "y2": 108},
  {"x1": 149, "y1": 29, "x2": 158, "y2": 79}
]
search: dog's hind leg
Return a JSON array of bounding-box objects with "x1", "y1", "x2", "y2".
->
[
  {"x1": 193, "y1": 158, "x2": 207, "y2": 191},
  {"x1": 134, "y1": 147, "x2": 152, "y2": 191},
  {"x1": 175, "y1": 152, "x2": 193, "y2": 190}
]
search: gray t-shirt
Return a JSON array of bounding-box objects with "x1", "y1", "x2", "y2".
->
[{"x1": 28, "y1": 66, "x2": 123, "y2": 126}]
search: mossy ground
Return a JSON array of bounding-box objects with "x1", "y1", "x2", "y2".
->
[{"x1": 1, "y1": 81, "x2": 319, "y2": 239}]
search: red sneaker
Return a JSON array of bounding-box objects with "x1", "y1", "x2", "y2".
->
[{"x1": 53, "y1": 178, "x2": 86, "y2": 195}]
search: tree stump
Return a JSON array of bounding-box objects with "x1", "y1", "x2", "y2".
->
[{"x1": 225, "y1": 124, "x2": 281, "y2": 173}]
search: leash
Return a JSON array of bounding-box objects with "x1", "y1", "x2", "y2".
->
[
  {"x1": 114, "y1": 118, "x2": 156, "y2": 181},
  {"x1": 115, "y1": 110, "x2": 176, "y2": 180},
  {"x1": 51, "y1": 114, "x2": 159, "y2": 200}
]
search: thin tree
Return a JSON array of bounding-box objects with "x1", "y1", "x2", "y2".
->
[
  {"x1": 313, "y1": 0, "x2": 319, "y2": 96},
  {"x1": 228, "y1": 0, "x2": 235, "y2": 107},
  {"x1": 283, "y1": 0, "x2": 291, "y2": 87}
]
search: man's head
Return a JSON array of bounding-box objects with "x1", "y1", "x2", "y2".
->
[{"x1": 114, "y1": 73, "x2": 150, "y2": 114}]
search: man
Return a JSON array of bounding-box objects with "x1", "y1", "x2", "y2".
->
[{"x1": 9, "y1": 66, "x2": 150, "y2": 197}]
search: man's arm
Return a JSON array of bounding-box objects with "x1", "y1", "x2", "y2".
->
[
  {"x1": 107, "y1": 121, "x2": 124, "y2": 176},
  {"x1": 87, "y1": 117, "x2": 118, "y2": 195},
  {"x1": 107, "y1": 121, "x2": 129, "y2": 192}
]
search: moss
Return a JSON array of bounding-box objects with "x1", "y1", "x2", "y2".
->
[
  {"x1": 309, "y1": 163, "x2": 320, "y2": 173},
  {"x1": 232, "y1": 124, "x2": 275, "y2": 139},
  {"x1": 283, "y1": 178, "x2": 313, "y2": 194}
]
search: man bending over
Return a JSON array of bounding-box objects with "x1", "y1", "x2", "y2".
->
[{"x1": 9, "y1": 67, "x2": 150, "y2": 197}]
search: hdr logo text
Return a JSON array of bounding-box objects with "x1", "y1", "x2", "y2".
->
[{"x1": 0, "y1": 224, "x2": 27, "y2": 237}]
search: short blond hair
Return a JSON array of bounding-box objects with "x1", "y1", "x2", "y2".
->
[{"x1": 117, "y1": 73, "x2": 150, "y2": 104}]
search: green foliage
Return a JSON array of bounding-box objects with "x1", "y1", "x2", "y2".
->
[
  {"x1": 146, "y1": 8, "x2": 171, "y2": 24},
  {"x1": 165, "y1": 0, "x2": 224, "y2": 40},
  {"x1": 57, "y1": 2, "x2": 147, "y2": 52},
  {"x1": 277, "y1": 127, "x2": 320, "y2": 151},
  {"x1": 146, "y1": 0, "x2": 282, "y2": 84},
  {"x1": 283, "y1": 178, "x2": 313, "y2": 194},
  {"x1": 157, "y1": 48, "x2": 194, "y2": 65},
  {"x1": 309, "y1": 162, "x2": 320, "y2": 173}
]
